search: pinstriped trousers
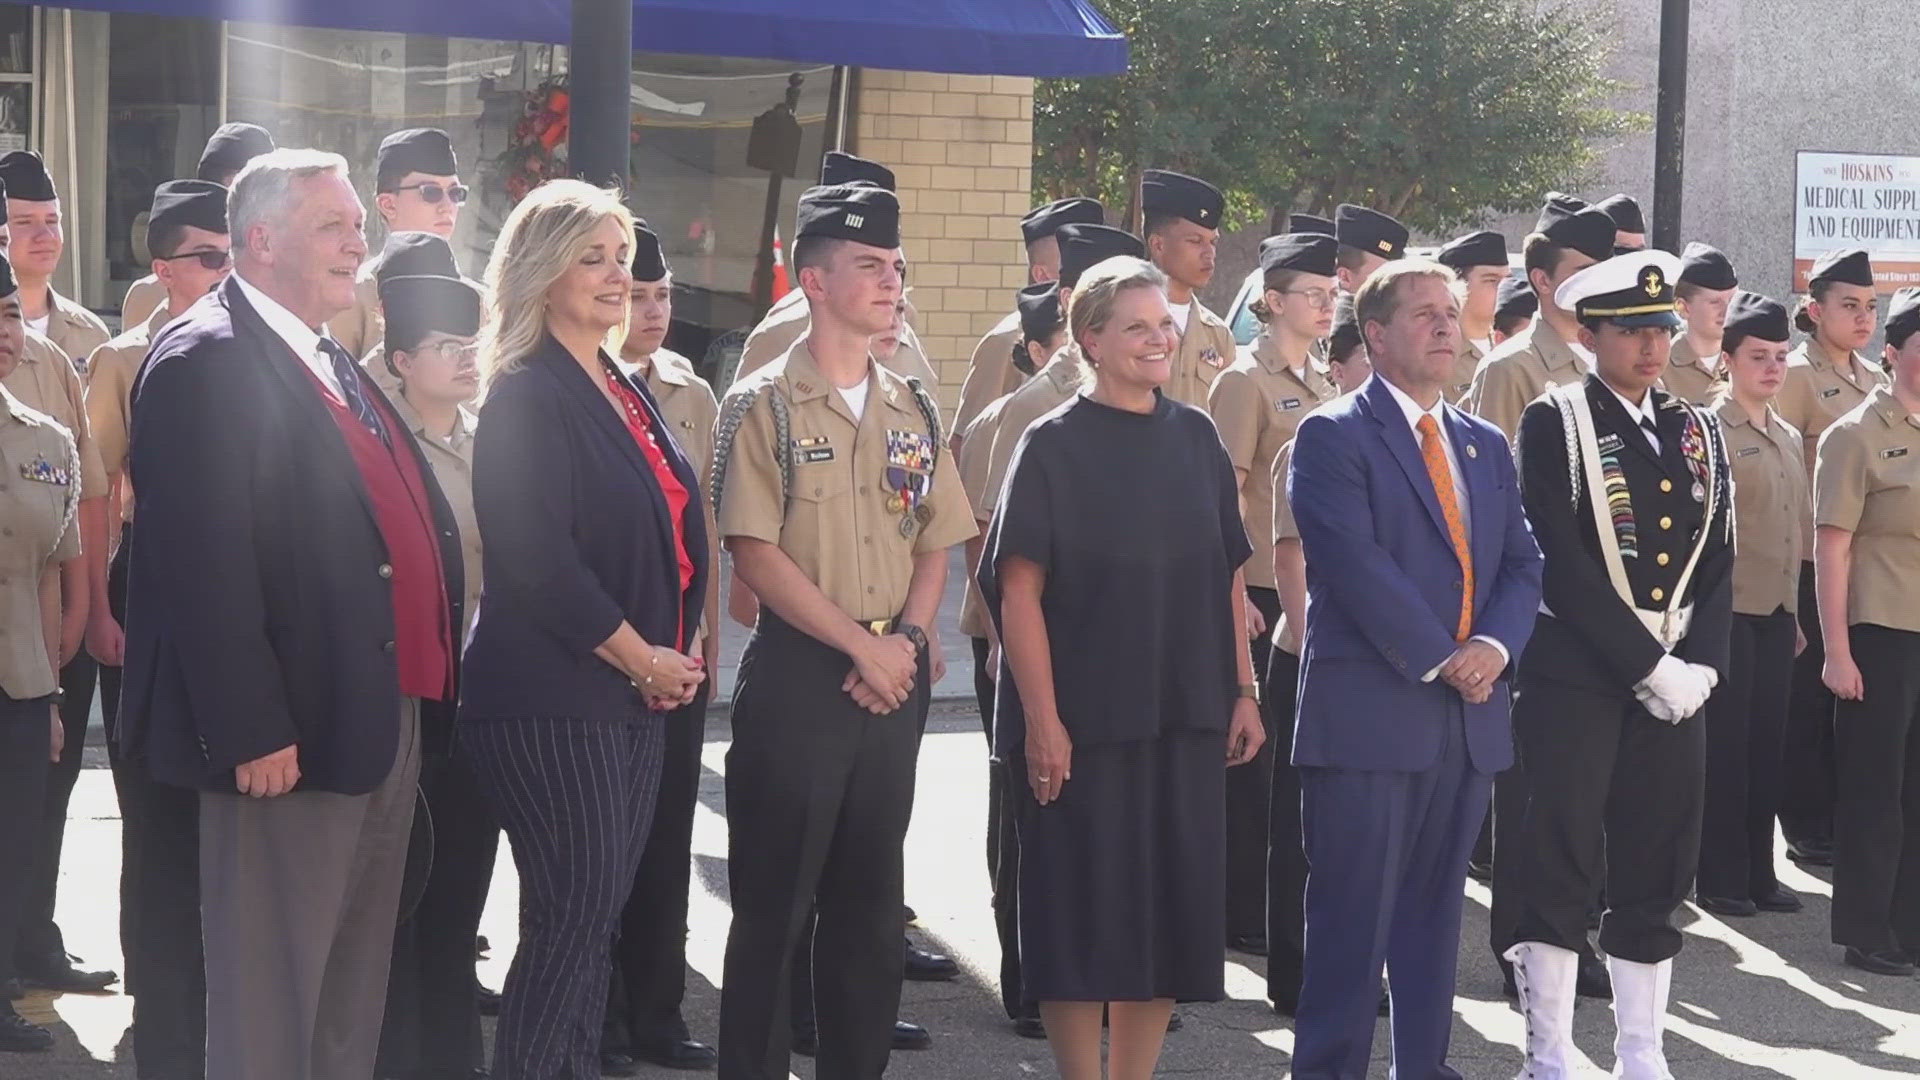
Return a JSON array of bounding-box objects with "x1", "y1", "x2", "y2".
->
[{"x1": 462, "y1": 714, "x2": 667, "y2": 1080}]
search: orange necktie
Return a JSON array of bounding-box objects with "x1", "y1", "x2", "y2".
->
[{"x1": 1416, "y1": 414, "x2": 1474, "y2": 641}]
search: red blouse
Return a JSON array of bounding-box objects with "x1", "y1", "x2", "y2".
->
[{"x1": 608, "y1": 372, "x2": 696, "y2": 650}]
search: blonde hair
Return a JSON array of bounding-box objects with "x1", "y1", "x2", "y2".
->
[
  {"x1": 1068, "y1": 256, "x2": 1166, "y2": 346},
  {"x1": 479, "y1": 180, "x2": 634, "y2": 386},
  {"x1": 1353, "y1": 258, "x2": 1458, "y2": 354}
]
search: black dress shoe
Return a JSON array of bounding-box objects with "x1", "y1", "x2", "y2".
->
[
  {"x1": 904, "y1": 940, "x2": 959, "y2": 982},
  {"x1": 1576, "y1": 954, "x2": 1612, "y2": 999},
  {"x1": 1755, "y1": 885, "x2": 1804, "y2": 913},
  {"x1": 1698, "y1": 895, "x2": 1759, "y2": 917},
  {"x1": 893, "y1": 1020, "x2": 933, "y2": 1050},
  {"x1": 1014, "y1": 1014, "x2": 1047, "y2": 1039},
  {"x1": 0, "y1": 1008, "x2": 53, "y2": 1053},
  {"x1": 902, "y1": 904, "x2": 918, "y2": 924},
  {"x1": 1270, "y1": 989, "x2": 1300, "y2": 1018},
  {"x1": 631, "y1": 1036, "x2": 718, "y2": 1071},
  {"x1": 1845, "y1": 946, "x2": 1916, "y2": 977},
  {"x1": 1786, "y1": 837, "x2": 1835, "y2": 866},
  {"x1": 1167, "y1": 1010, "x2": 1183, "y2": 1032},
  {"x1": 477, "y1": 983, "x2": 501, "y2": 1017},
  {"x1": 19, "y1": 954, "x2": 116, "y2": 994},
  {"x1": 476, "y1": 934, "x2": 491, "y2": 958},
  {"x1": 1228, "y1": 933, "x2": 1269, "y2": 957},
  {"x1": 601, "y1": 1050, "x2": 641, "y2": 1077},
  {"x1": 1466, "y1": 859, "x2": 1494, "y2": 883}
]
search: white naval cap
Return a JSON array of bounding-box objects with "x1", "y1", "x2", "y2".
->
[{"x1": 1554, "y1": 249, "x2": 1685, "y2": 330}]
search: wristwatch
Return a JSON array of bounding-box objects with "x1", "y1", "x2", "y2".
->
[
  {"x1": 898, "y1": 623, "x2": 930, "y2": 654},
  {"x1": 47, "y1": 687, "x2": 65, "y2": 706},
  {"x1": 1237, "y1": 682, "x2": 1260, "y2": 703}
]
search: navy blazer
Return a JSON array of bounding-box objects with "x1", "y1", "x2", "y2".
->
[
  {"x1": 119, "y1": 277, "x2": 465, "y2": 795},
  {"x1": 459, "y1": 334, "x2": 709, "y2": 722},
  {"x1": 1288, "y1": 374, "x2": 1544, "y2": 773}
]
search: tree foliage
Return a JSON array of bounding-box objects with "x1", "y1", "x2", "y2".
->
[{"x1": 1037, "y1": 0, "x2": 1648, "y2": 233}]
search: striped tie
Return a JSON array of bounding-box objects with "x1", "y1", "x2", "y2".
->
[
  {"x1": 324, "y1": 339, "x2": 390, "y2": 448},
  {"x1": 1416, "y1": 414, "x2": 1474, "y2": 641}
]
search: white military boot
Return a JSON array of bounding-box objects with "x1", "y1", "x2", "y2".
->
[
  {"x1": 1608, "y1": 956, "x2": 1675, "y2": 1079},
  {"x1": 1505, "y1": 941, "x2": 1580, "y2": 1080}
]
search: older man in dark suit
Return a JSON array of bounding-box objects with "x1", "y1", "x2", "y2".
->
[
  {"x1": 120, "y1": 148, "x2": 463, "y2": 1080},
  {"x1": 1286, "y1": 260, "x2": 1543, "y2": 1080}
]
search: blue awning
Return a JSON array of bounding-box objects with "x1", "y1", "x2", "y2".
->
[{"x1": 53, "y1": 0, "x2": 1128, "y2": 77}]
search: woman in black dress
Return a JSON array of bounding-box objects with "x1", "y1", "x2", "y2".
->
[{"x1": 979, "y1": 255, "x2": 1264, "y2": 1080}]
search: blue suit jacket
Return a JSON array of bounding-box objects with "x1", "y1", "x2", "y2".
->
[{"x1": 1288, "y1": 375, "x2": 1543, "y2": 773}]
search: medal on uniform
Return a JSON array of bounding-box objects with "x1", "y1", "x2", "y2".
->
[
  {"x1": 883, "y1": 428, "x2": 935, "y2": 536},
  {"x1": 898, "y1": 515, "x2": 919, "y2": 539},
  {"x1": 19, "y1": 454, "x2": 70, "y2": 485},
  {"x1": 915, "y1": 504, "x2": 933, "y2": 525},
  {"x1": 887, "y1": 492, "x2": 906, "y2": 514},
  {"x1": 1690, "y1": 481, "x2": 1705, "y2": 503}
]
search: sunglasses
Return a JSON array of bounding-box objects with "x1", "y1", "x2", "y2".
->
[
  {"x1": 390, "y1": 182, "x2": 469, "y2": 206},
  {"x1": 158, "y1": 248, "x2": 232, "y2": 271}
]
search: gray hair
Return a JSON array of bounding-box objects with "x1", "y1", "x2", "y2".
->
[{"x1": 229, "y1": 148, "x2": 352, "y2": 255}]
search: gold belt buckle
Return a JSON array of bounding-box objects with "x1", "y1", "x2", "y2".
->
[{"x1": 865, "y1": 619, "x2": 892, "y2": 637}]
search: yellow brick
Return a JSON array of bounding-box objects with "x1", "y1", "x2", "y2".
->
[
  {"x1": 926, "y1": 311, "x2": 975, "y2": 336},
  {"x1": 882, "y1": 115, "x2": 921, "y2": 140},
  {"x1": 945, "y1": 141, "x2": 992, "y2": 168},
  {"x1": 892, "y1": 164, "x2": 933, "y2": 190},
  {"x1": 977, "y1": 94, "x2": 1020, "y2": 120},
  {"x1": 945, "y1": 215, "x2": 991, "y2": 240},
  {"x1": 1003, "y1": 264, "x2": 1031, "y2": 289},
  {"x1": 891, "y1": 90, "x2": 934, "y2": 114},
  {"x1": 860, "y1": 138, "x2": 903, "y2": 163},
  {"x1": 900, "y1": 215, "x2": 942, "y2": 242},
  {"x1": 934, "y1": 92, "x2": 979, "y2": 116},
  {"x1": 856, "y1": 115, "x2": 881, "y2": 139},
  {"x1": 947, "y1": 287, "x2": 988, "y2": 311},
  {"x1": 990, "y1": 142, "x2": 1029, "y2": 170},
  {"x1": 908, "y1": 286, "x2": 944, "y2": 311},
  {"x1": 918, "y1": 116, "x2": 964, "y2": 142},
  {"x1": 861, "y1": 70, "x2": 904, "y2": 91},
  {"x1": 862, "y1": 89, "x2": 892, "y2": 113},
  {"x1": 957, "y1": 263, "x2": 1004, "y2": 288},
  {"x1": 974, "y1": 166, "x2": 1017, "y2": 190},
  {"x1": 893, "y1": 71, "x2": 949, "y2": 92},
  {"x1": 992, "y1": 76, "x2": 1033, "y2": 97},
  {"x1": 1018, "y1": 96, "x2": 1033, "y2": 121},
  {"x1": 900, "y1": 141, "x2": 946, "y2": 166},
  {"x1": 918, "y1": 188, "x2": 963, "y2": 214},
  {"x1": 1006, "y1": 120, "x2": 1035, "y2": 146},
  {"x1": 928, "y1": 165, "x2": 976, "y2": 191},
  {"x1": 957, "y1": 118, "x2": 1007, "y2": 143},
  {"x1": 912, "y1": 262, "x2": 959, "y2": 287},
  {"x1": 946, "y1": 74, "x2": 997, "y2": 94},
  {"x1": 929, "y1": 238, "x2": 976, "y2": 263},
  {"x1": 959, "y1": 190, "x2": 1005, "y2": 216},
  {"x1": 1004, "y1": 191, "x2": 1034, "y2": 215},
  {"x1": 971, "y1": 239, "x2": 1013, "y2": 264}
]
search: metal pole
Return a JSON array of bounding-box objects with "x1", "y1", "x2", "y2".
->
[
  {"x1": 569, "y1": 0, "x2": 632, "y2": 189},
  {"x1": 1651, "y1": 0, "x2": 1690, "y2": 252}
]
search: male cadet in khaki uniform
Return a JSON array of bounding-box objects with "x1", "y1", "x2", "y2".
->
[
  {"x1": 0, "y1": 149, "x2": 117, "y2": 996},
  {"x1": 713, "y1": 183, "x2": 974, "y2": 1079},
  {"x1": 1332, "y1": 203, "x2": 1409, "y2": 298},
  {"x1": 121, "y1": 123, "x2": 273, "y2": 327},
  {"x1": 1140, "y1": 170, "x2": 1235, "y2": 410},
  {"x1": 1437, "y1": 230, "x2": 1510, "y2": 404},
  {"x1": 1209, "y1": 231, "x2": 1339, "y2": 959},
  {"x1": 1597, "y1": 193, "x2": 1648, "y2": 254},
  {"x1": 1465, "y1": 194, "x2": 1618, "y2": 441},
  {"x1": 951, "y1": 197, "x2": 1102, "y2": 447},
  {"x1": 733, "y1": 152, "x2": 938, "y2": 389},
  {"x1": 1665, "y1": 243, "x2": 1738, "y2": 405},
  {"x1": 330, "y1": 128, "x2": 468, "y2": 360},
  {"x1": 604, "y1": 220, "x2": 725, "y2": 1074},
  {"x1": 1493, "y1": 274, "x2": 1538, "y2": 349},
  {"x1": 82, "y1": 178, "x2": 229, "y2": 1078}
]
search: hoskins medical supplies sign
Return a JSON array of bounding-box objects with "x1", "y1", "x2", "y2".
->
[{"x1": 1796, "y1": 151, "x2": 1920, "y2": 293}]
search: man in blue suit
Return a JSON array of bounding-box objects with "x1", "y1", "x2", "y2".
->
[{"x1": 1286, "y1": 259, "x2": 1544, "y2": 1079}]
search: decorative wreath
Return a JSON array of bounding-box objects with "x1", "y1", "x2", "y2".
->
[{"x1": 493, "y1": 76, "x2": 571, "y2": 204}]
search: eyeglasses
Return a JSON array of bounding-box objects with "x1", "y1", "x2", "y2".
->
[
  {"x1": 416, "y1": 340, "x2": 480, "y2": 364},
  {"x1": 390, "y1": 182, "x2": 469, "y2": 205},
  {"x1": 157, "y1": 249, "x2": 232, "y2": 271},
  {"x1": 1280, "y1": 287, "x2": 1334, "y2": 309}
]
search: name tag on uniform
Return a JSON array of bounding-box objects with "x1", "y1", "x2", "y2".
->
[
  {"x1": 1821, "y1": 387, "x2": 1843, "y2": 399},
  {"x1": 1279, "y1": 398, "x2": 1302, "y2": 411},
  {"x1": 1883, "y1": 447, "x2": 1910, "y2": 460},
  {"x1": 1737, "y1": 445, "x2": 1762, "y2": 458},
  {"x1": 19, "y1": 455, "x2": 71, "y2": 485},
  {"x1": 1597, "y1": 433, "x2": 1625, "y2": 454},
  {"x1": 792, "y1": 435, "x2": 835, "y2": 464}
]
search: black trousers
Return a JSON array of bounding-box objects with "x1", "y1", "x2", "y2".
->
[
  {"x1": 1782, "y1": 563, "x2": 1837, "y2": 846},
  {"x1": 0, "y1": 692, "x2": 52, "y2": 991},
  {"x1": 1228, "y1": 587, "x2": 1282, "y2": 942},
  {"x1": 718, "y1": 614, "x2": 928, "y2": 1080},
  {"x1": 605, "y1": 682, "x2": 711, "y2": 1050},
  {"x1": 970, "y1": 634, "x2": 1026, "y2": 1021},
  {"x1": 463, "y1": 714, "x2": 667, "y2": 1080},
  {"x1": 380, "y1": 732, "x2": 502, "y2": 1080},
  {"x1": 1830, "y1": 624, "x2": 1920, "y2": 953},
  {"x1": 1262, "y1": 647, "x2": 1307, "y2": 1006},
  {"x1": 15, "y1": 649, "x2": 95, "y2": 970},
  {"x1": 1698, "y1": 609, "x2": 1796, "y2": 902},
  {"x1": 1499, "y1": 673, "x2": 1705, "y2": 964}
]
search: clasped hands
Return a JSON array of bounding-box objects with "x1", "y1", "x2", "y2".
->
[
  {"x1": 844, "y1": 632, "x2": 920, "y2": 715},
  {"x1": 1438, "y1": 640, "x2": 1505, "y2": 704},
  {"x1": 1635, "y1": 653, "x2": 1718, "y2": 724}
]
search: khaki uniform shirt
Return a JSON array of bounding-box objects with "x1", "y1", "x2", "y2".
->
[
  {"x1": 1662, "y1": 336, "x2": 1720, "y2": 405},
  {"x1": 1716, "y1": 395, "x2": 1806, "y2": 616},
  {"x1": 1268, "y1": 438, "x2": 1302, "y2": 655},
  {"x1": 953, "y1": 309, "x2": 1024, "y2": 440},
  {"x1": 388, "y1": 393, "x2": 484, "y2": 626},
  {"x1": 979, "y1": 344, "x2": 1086, "y2": 513},
  {"x1": 629, "y1": 348, "x2": 720, "y2": 645},
  {"x1": 1449, "y1": 338, "x2": 1486, "y2": 405},
  {"x1": 328, "y1": 267, "x2": 384, "y2": 363},
  {"x1": 1209, "y1": 335, "x2": 1336, "y2": 589},
  {"x1": 121, "y1": 274, "x2": 165, "y2": 330},
  {"x1": 734, "y1": 290, "x2": 940, "y2": 392},
  {"x1": 1465, "y1": 316, "x2": 1588, "y2": 442},
  {"x1": 1814, "y1": 385, "x2": 1920, "y2": 634},
  {"x1": 1778, "y1": 339, "x2": 1885, "y2": 553},
  {"x1": 717, "y1": 340, "x2": 975, "y2": 622},
  {"x1": 1165, "y1": 297, "x2": 1236, "y2": 411},
  {"x1": 5, "y1": 329, "x2": 106, "y2": 501},
  {"x1": 955, "y1": 393, "x2": 1010, "y2": 639},
  {"x1": 85, "y1": 305, "x2": 171, "y2": 524},
  {"x1": 0, "y1": 383, "x2": 81, "y2": 698},
  {"x1": 42, "y1": 290, "x2": 111, "y2": 375}
]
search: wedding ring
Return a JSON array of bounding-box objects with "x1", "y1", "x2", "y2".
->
[{"x1": 1037, "y1": 775, "x2": 1051, "y2": 783}]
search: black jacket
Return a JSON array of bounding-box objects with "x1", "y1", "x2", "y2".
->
[
  {"x1": 1515, "y1": 375, "x2": 1734, "y2": 695},
  {"x1": 119, "y1": 277, "x2": 464, "y2": 795},
  {"x1": 459, "y1": 334, "x2": 709, "y2": 722}
]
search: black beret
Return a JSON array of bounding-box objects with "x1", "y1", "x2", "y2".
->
[
  {"x1": 1334, "y1": 203, "x2": 1408, "y2": 260},
  {"x1": 380, "y1": 275, "x2": 482, "y2": 356},
  {"x1": 1536, "y1": 201, "x2": 1616, "y2": 264},
  {"x1": 1056, "y1": 223, "x2": 1146, "y2": 289},
  {"x1": 1678, "y1": 242, "x2": 1737, "y2": 291},
  {"x1": 1884, "y1": 288, "x2": 1920, "y2": 349},
  {"x1": 1596, "y1": 193, "x2": 1646, "y2": 234},
  {"x1": 1534, "y1": 192, "x2": 1589, "y2": 232},
  {"x1": 149, "y1": 180, "x2": 228, "y2": 239},
  {"x1": 1258, "y1": 233, "x2": 1337, "y2": 277},
  {"x1": 376, "y1": 231, "x2": 459, "y2": 286},
  {"x1": 1016, "y1": 282, "x2": 1062, "y2": 343},
  {"x1": 1140, "y1": 170, "x2": 1224, "y2": 230},
  {"x1": 1020, "y1": 197, "x2": 1103, "y2": 244},
  {"x1": 1287, "y1": 213, "x2": 1335, "y2": 237},
  {"x1": 0, "y1": 150, "x2": 54, "y2": 202},
  {"x1": 820, "y1": 151, "x2": 895, "y2": 192},
  {"x1": 197, "y1": 123, "x2": 275, "y2": 182},
  {"x1": 376, "y1": 129, "x2": 458, "y2": 191},
  {"x1": 1328, "y1": 293, "x2": 1362, "y2": 359},
  {"x1": 1722, "y1": 290, "x2": 1791, "y2": 347},
  {"x1": 1809, "y1": 248, "x2": 1875, "y2": 289},
  {"x1": 0, "y1": 251, "x2": 16, "y2": 300},
  {"x1": 632, "y1": 220, "x2": 669, "y2": 282},
  {"x1": 795, "y1": 184, "x2": 900, "y2": 248},
  {"x1": 1437, "y1": 230, "x2": 1508, "y2": 272},
  {"x1": 1496, "y1": 274, "x2": 1538, "y2": 323}
]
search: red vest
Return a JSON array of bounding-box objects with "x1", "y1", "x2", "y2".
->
[{"x1": 308, "y1": 368, "x2": 453, "y2": 701}]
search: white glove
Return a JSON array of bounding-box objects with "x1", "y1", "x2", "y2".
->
[
  {"x1": 1635, "y1": 684, "x2": 1682, "y2": 724},
  {"x1": 1685, "y1": 661, "x2": 1720, "y2": 694},
  {"x1": 1638, "y1": 654, "x2": 1711, "y2": 724}
]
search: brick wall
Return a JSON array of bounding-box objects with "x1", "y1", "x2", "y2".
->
[{"x1": 853, "y1": 70, "x2": 1035, "y2": 412}]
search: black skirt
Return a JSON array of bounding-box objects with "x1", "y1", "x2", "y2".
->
[{"x1": 1013, "y1": 731, "x2": 1227, "y2": 1003}]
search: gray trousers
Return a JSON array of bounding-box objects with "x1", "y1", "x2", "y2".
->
[{"x1": 200, "y1": 698, "x2": 423, "y2": 1080}]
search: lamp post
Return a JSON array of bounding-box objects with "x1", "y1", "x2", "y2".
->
[
  {"x1": 1651, "y1": 0, "x2": 1690, "y2": 251},
  {"x1": 570, "y1": 0, "x2": 633, "y2": 189}
]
